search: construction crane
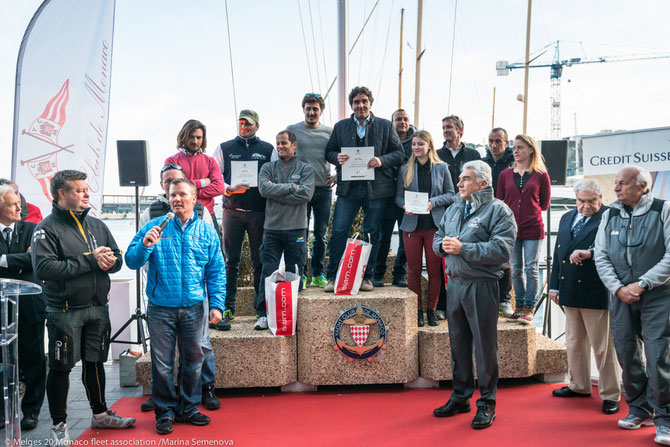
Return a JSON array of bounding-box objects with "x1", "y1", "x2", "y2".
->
[{"x1": 496, "y1": 41, "x2": 670, "y2": 138}]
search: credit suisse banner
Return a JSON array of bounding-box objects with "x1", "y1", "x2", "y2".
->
[
  {"x1": 582, "y1": 127, "x2": 670, "y2": 176},
  {"x1": 11, "y1": 0, "x2": 116, "y2": 217}
]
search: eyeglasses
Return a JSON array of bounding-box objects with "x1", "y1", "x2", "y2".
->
[
  {"x1": 161, "y1": 164, "x2": 184, "y2": 173},
  {"x1": 304, "y1": 93, "x2": 322, "y2": 99}
]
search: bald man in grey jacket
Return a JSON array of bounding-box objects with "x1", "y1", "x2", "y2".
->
[{"x1": 432, "y1": 160, "x2": 516, "y2": 429}]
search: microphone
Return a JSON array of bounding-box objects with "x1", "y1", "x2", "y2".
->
[{"x1": 158, "y1": 212, "x2": 174, "y2": 232}]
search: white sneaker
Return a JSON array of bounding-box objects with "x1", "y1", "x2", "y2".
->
[
  {"x1": 91, "y1": 410, "x2": 136, "y2": 429},
  {"x1": 618, "y1": 413, "x2": 654, "y2": 430},
  {"x1": 254, "y1": 316, "x2": 269, "y2": 330},
  {"x1": 50, "y1": 422, "x2": 71, "y2": 446},
  {"x1": 499, "y1": 301, "x2": 514, "y2": 318},
  {"x1": 656, "y1": 426, "x2": 670, "y2": 445}
]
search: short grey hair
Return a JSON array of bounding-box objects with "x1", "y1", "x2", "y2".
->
[
  {"x1": 573, "y1": 178, "x2": 602, "y2": 196},
  {"x1": 462, "y1": 160, "x2": 492, "y2": 186},
  {"x1": 0, "y1": 185, "x2": 17, "y2": 207},
  {"x1": 622, "y1": 165, "x2": 653, "y2": 193}
]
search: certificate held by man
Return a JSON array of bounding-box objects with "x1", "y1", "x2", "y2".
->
[
  {"x1": 231, "y1": 160, "x2": 258, "y2": 187},
  {"x1": 404, "y1": 191, "x2": 430, "y2": 214},
  {"x1": 341, "y1": 146, "x2": 375, "y2": 181}
]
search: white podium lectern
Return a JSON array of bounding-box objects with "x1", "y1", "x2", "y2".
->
[{"x1": 1, "y1": 279, "x2": 42, "y2": 446}]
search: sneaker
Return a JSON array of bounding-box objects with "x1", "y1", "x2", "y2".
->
[
  {"x1": 311, "y1": 274, "x2": 328, "y2": 288},
  {"x1": 360, "y1": 279, "x2": 374, "y2": 291},
  {"x1": 175, "y1": 411, "x2": 211, "y2": 426},
  {"x1": 618, "y1": 414, "x2": 654, "y2": 430},
  {"x1": 302, "y1": 275, "x2": 308, "y2": 289},
  {"x1": 656, "y1": 426, "x2": 670, "y2": 445},
  {"x1": 506, "y1": 309, "x2": 521, "y2": 322},
  {"x1": 156, "y1": 418, "x2": 173, "y2": 435},
  {"x1": 91, "y1": 410, "x2": 136, "y2": 429},
  {"x1": 50, "y1": 422, "x2": 71, "y2": 446},
  {"x1": 392, "y1": 276, "x2": 408, "y2": 287},
  {"x1": 140, "y1": 397, "x2": 155, "y2": 412},
  {"x1": 372, "y1": 277, "x2": 385, "y2": 287},
  {"x1": 324, "y1": 280, "x2": 335, "y2": 293},
  {"x1": 435, "y1": 310, "x2": 447, "y2": 320},
  {"x1": 210, "y1": 317, "x2": 231, "y2": 331},
  {"x1": 517, "y1": 307, "x2": 534, "y2": 325},
  {"x1": 499, "y1": 301, "x2": 514, "y2": 318},
  {"x1": 202, "y1": 385, "x2": 221, "y2": 411},
  {"x1": 254, "y1": 316, "x2": 269, "y2": 330}
]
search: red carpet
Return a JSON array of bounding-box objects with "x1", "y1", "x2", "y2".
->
[{"x1": 77, "y1": 383, "x2": 656, "y2": 446}]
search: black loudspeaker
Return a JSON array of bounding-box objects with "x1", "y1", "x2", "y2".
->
[
  {"x1": 540, "y1": 140, "x2": 568, "y2": 186},
  {"x1": 117, "y1": 140, "x2": 150, "y2": 186}
]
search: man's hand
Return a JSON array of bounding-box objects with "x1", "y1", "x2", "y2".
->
[
  {"x1": 367, "y1": 157, "x2": 382, "y2": 169},
  {"x1": 142, "y1": 226, "x2": 161, "y2": 247},
  {"x1": 569, "y1": 249, "x2": 591, "y2": 264},
  {"x1": 209, "y1": 309, "x2": 223, "y2": 325},
  {"x1": 441, "y1": 236, "x2": 462, "y2": 255},
  {"x1": 201, "y1": 178, "x2": 212, "y2": 187},
  {"x1": 325, "y1": 175, "x2": 337, "y2": 186},
  {"x1": 549, "y1": 291, "x2": 559, "y2": 304},
  {"x1": 427, "y1": 201, "x2": 433, "y2": 212},
  {"x1": 92, "y1": 246, "x2": 116, "y2": 271},
  {"x1": 337, "y1": 153, "x2": 349, "y2": 165},
  {"x1": 26, "y1": 246, "x2": 31, "y2": 253},
  {"x1": 227, "y1": 183, "x2": 250, "y2": 193},
  {"x1": 615, "y1": 284, "x2": 642, "y2": 304}
]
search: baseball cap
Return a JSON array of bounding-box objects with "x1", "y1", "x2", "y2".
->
[{"x1": 239, "y1": 109, "x2": 259, "y2": 125}]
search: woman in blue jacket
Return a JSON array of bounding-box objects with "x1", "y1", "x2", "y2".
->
[{"x1": 396, "y1": 130, "x2": 455, "y2": 326}]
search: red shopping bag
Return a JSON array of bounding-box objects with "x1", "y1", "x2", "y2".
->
[{"x1": 334, "y1": 233, "x2": 372, "y2": 295}]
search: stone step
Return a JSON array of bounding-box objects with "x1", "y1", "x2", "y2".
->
[
  {"x1": 418, "y1": 318, "x2": 567, "y2": 381},
  {"x1": 136, "y1": 316, "x2": 296, "y2": 389}
]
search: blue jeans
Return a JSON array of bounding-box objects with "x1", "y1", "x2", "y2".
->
[
  {"x1": 374, "y1": 199, "x2": 407, "y2": 279},
  {"x1": 325, "y1": 195, "x2": 385, "y2": 281},
  {"x1": 510, "y1": 239, "x2": 541, "y2": 308},
  {"x1": 305, "y1": 186, "x2": 332, "y2": 277},
  {"x1": 199, "y1": 298, "x2": 215, "y2": 387},
  {"x1": 147, "y1": 301, "x2": 205, "y2": 420}
]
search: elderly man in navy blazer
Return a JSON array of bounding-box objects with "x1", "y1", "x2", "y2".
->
[{"x1": 549, "y1": 179, "x2": 621, "y2": 415}]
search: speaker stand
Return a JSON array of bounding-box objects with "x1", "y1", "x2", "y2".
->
[{"x1": 110, "y1": 185, "x2": 149, "y2": 353}]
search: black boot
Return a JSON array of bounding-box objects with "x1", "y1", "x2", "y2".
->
[
  {"x1": 427, "y1": 309, "x2": 438, "y2": 326},
  {"x1": 418, "y1": 310, "x2": 424, "y2": 327}
]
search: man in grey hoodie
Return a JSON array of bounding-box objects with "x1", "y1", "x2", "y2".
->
[
  {"x1": 432, "y1": 160, "x2": 516, "y2": 430},
  {"x1": 255, "y1": 130, "x2": 315, "y2": 330},
  {"x1": 595, "y1": 166, "x2": 670, "y2": 446}
]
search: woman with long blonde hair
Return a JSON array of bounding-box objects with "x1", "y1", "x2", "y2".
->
[
  {"x1": 396, "y1": 130, "x2": 455, "y2": 326},
  {"x1": 496, "y1": 134, "x2": 551, "y2": 324}
]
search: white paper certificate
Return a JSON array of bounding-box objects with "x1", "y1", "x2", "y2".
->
[
  {"x1": 230, "y1": 161, "x2": 258, "y2": 187},
  {"x1": 404, "y1": 191, "x2": 430, "y2": 214},
  {"x1": 341, "y1": 146, "x2": 375, "y2": 181}
]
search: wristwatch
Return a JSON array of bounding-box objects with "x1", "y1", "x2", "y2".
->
[{"x1": 638, "y1": 280, "x2": 650, "y2": 291}]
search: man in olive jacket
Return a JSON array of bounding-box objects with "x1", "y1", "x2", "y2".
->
[{"x1": 323, "y1": 86, "x2": 405, "y2": 291}]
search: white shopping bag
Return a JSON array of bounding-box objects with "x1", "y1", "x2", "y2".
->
[
  {"x1": 334, "y1": 232, "x2": 372, "y2": 295},
  {"x1": 265, "y1": 263, "x2": 300, "y2": 336}
]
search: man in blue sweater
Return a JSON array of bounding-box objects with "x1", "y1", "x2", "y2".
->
[{"x1": 125, "y1": 179, "x2": 225, "y2": 436}]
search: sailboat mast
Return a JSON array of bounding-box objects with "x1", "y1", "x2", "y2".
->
[
  {"x1": 398, "y1": 8, "x2": 404, "y2": 109},
  {"x1": 414, "y1": 0, "x2": 423, "y2": 125},
  {"x1": 338, "y1": 0, "x2": 349, "y2": 120}
]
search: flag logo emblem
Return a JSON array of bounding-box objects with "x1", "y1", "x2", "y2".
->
[{"x1": 332, "y1": 305, "x2": 387, "y2": 361}]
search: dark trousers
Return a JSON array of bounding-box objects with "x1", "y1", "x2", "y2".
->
[
  {"x1": 610, "y1": 284, "x2": 670, "y2": 427},
  {"x1": 222, "y1": 209, "x2": 265, "y2": 314},
  {"x1": 374, "y1": 201, "x2": 407, "y2": 280},
  {"x1": 18, "y1": 309, "x2": 46, "y2": 417},
  {"x1": 499, "y1": 265, "x2": 512, "y2": 303},
  {"x1": 305, "y1": 186, "x2": 332, "y2": 277},
  {"x1": 257, "y1": 229, "x2": 308, "y2": 318},
  {"x1": 447, "y1": 278, "x2": 499, "y2": 407},
  {"x1": 326, "y1": 195, "x2": 385, "y2": 281}
]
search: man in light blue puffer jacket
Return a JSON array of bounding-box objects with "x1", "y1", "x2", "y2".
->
[{"x1": 125, "y1": 178, "x2": 225, "y2": 436}]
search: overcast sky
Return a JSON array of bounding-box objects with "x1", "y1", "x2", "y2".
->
[{"x1": 1, "y1": 0, "x2": 668, "y2": 195}]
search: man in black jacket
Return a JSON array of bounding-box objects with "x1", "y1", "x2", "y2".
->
[
  {"x1": 31, "y1": 170, "x2": 135, "y2": 444},
  {"x1": 323, "y1": 86, "x2": 405, "y2": 292},
  {"x1": 436, "y1": 115, "x2": 481, "y2": 192},
  {"x1": 549, "y1": 179, "x2": 621, "y2": 415},
  {"x1": 482, "y1": 127, "x2": 516, "y2": 317},
  {"x1": 212, "y1": 109, "x2": 276, "y2": 327},
  {"x1": 0, "y1": 185, "x2": 45, "y2": 431}
]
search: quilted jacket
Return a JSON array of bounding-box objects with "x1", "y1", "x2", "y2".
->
[{"x1": 125, "y1": 214, "x2": 225, "y2": 311}]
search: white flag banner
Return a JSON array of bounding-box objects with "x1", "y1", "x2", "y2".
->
[{"x1": 12, "y1": 0, "x2": 116, "y2": 218}]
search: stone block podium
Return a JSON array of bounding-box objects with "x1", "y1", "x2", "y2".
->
[{"x1": 297, "y1": 287, "x2": 419, "y2": 385}]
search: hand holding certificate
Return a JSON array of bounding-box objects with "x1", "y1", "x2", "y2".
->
[
  {"x1": 404, "y1": 191, "x2": 430, "y2": 214},
  {"x1": 231, "y1": 160, "x2": 258, "y2": 188},
  {"x1": 341, "y1": 146, "x2": 375, "y2": 181}
]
